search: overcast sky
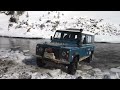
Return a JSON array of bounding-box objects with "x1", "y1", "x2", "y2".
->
[{"x1": 62, "y1": 11, "x2": 120, "y2": 24}]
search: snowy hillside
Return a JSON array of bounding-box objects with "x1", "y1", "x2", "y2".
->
[{"x1": 0, "y1": 11, "x2": 120, "y2": 43}]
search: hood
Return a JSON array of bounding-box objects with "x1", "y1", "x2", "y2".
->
[{"x1": 43, "y1": 41, "x2": 78, "y2": 48}]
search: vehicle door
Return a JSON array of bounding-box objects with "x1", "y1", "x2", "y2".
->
[
  {"x1": 80, "y1": 34, "x2": 87, "y2": 57},
  {"x1": 85, "y1": 35, "x2": 93, "y2": 56}
]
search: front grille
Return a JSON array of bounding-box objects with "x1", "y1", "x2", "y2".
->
[
  {"x1": 45, "y1": 47, "x2": 60, "y2": 59},
  {"x1": 53, "y1": 48, "x2": 60, "y2": 59}
]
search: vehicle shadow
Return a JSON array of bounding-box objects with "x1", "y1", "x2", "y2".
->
[
  {"x1": 22, "y1": 57, "x2": 37, "y2": 66},
  {"x1": 22, "y1": 57, "x2": 68, "y2": 73}
]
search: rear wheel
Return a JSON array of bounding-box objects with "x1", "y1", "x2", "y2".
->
[
  {"x1": 88, "y1": 54, "x2": 93, "y2": 62},
  {"x1": 36, "y1": 57, "x2": 46, "y2": 67},
  {"x1": 84, "y1": 54, "x2": 93, "y2": 63},
  {"x1": 67, "y1": 57, "x2": 79, "y2": 75}
]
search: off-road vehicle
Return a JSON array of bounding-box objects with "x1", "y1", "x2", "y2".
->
[{"x1": 36, "y1": 28, "x2": 95, "y2": 75}]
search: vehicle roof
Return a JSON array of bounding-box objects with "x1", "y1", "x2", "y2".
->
[{"x1": 56, "y1": 28, "x2": 95, "y2": 36}]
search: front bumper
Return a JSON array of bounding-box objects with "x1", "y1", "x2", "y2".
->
[{"x1": 34, "y1": 54, "x2": 70, "y2": 64}]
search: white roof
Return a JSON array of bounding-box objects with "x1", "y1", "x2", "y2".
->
[
  {"x1": 57, "y1": 28, "x2": 95, "y2": 35},
  {"x1": 82, "y1": 31, "x2": 95, "y2": 35}
]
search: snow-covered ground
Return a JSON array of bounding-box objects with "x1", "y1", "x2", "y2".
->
[
  {"x1": 0, "y1": 11, "x2": 120, "y2": 79},
  {"x1": 95, "y1": 35, "x2": 120, "y2": 43},
  {"x1": 0, "y1": 47, "x2": 120, "y2": 79},
  {"x1": 0, "y1": 11, "x2": 120, "y2": 43}
]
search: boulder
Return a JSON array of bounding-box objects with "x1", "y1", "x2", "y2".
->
[
  {"x1": 76, "y1": 76, "x2": 82, "y2": 79},
  {"x1": 110, "y1": 68, "x2": 120, "y2": 73}
]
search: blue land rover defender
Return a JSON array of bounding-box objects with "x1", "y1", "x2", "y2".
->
[{"x1": 36, "y1": 28, "x2": 95, "y2": 75}]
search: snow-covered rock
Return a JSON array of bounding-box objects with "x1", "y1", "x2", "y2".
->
[
  {"x1": 48, "y1": 69, "x2": 61, "y2": 77},
  {"x1": 117, "y1": 66, "x2": 120, "y2": 69},
  {"x1": 92, "y1": 68, "x2": 102, "y2": 72},
  {"x1": 110, "y1": 68, "x2": 120, "y2": 73},
  {"x1": 102, "y1": 74, "x2": 111, "y2": 79},
  {"x1": 81, "y1": 65, "x2": 93, "y2": 70}
]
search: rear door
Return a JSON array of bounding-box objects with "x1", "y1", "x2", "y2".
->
[
  {"x1": 80, "y1": 34, "x2": 88, "y2": 57},
  {"x1": 85, "y1": 35, "x2": 94, "y2": 56}
]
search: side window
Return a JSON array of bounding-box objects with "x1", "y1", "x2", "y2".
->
[
  {"x1": 63, "y1": 33, "x2": 69, "y2": 39},
  {"x1": 81, "y1": 34, "x2": 86, "y2": 44},
  {"x1": 54, "y1": 32, "x2": 61, "y2": 39},
  {"x1": 75, "y1": 35, "x2": 78, "y2": 39},
  {"x1": 87, "y1": 35, "x2": 92, "y2": 44}
]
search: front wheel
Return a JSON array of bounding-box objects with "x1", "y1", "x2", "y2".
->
[
  {"x1": 67, "y1": 57, "x2": 78, "y2": 75},
  {"x1": 36, "y1": 57, "x2": 46, "y2": 67}
]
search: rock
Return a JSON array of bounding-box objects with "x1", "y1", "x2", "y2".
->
[
  {"x1": 117, "y1": 66, "x2": 120, "y2": 69},
  {"x1": 110, "y1": 68, "x2": 120, "y2": 73},
  {"x1": 87, "y1": 70, "x2": 95, "y2": 76},
  {"x1": 47, "y1": 72, "x2": 53, "y2": 77},
  {"x1": 10, "y1": 46, "x2": 21, "y2": 51},
  {"x1": 110, "y1": 73, "x2": 120, "y2": 79},
  {"x1": 76, "y1": 76, "x2": 82, "y2": 79},
  {"x1": 23, "y1": 50, "x2": 29, "y2": 53},
  {"x1": 92, "y1": 68, "x2": 101, "y2": 72},
  {"x1": 102, "y1": 75, "x2": 111, "y2": 79},
  {"x1": 76, "y1": 70, "x2": 82, "y2": 74},
  {"x1": 48, "y1": 69, "x2": 61, "y2": 77},
  {"x1": 82, "y1": 65, "x2": 93, "y2": 70},
  {"x1": 24, "y1": 54, "x2": 30, "y2": 56},
  {"x1": 18, "y1": 72, "x2": 32, "y2": 79},
  {"x1": 82, "y1": 74, "x2": 91, "y2": 79}
]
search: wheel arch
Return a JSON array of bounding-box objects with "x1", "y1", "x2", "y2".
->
[{"x1": 72, "y1": 54, "x2": 80, "y2": 62}]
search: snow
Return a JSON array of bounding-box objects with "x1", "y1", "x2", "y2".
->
[
  {"x1": 81, "y1": 65, "x2": 93, "y2": 70},
  {"x1": 95, "y1": 35, "x2": 120, "y2": 43},
  {"x1": 0, "y1": 11, "x2": 120, "y2": 43},
  {"x1": 1, "y1": 12, "x2": 120, "y2": 79},
  {"x1": 110, "y1": 68, "x2": 120, "y2": 73},
  {"x1": 0, "y1": 48, "x2": 120, "y2": 79},
  {"x1": 92, "y1": 68, "x2": 102, "y2": 72}
]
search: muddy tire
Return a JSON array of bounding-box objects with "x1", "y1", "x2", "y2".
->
[
  {"x1": 36, "y1": 58, "x2": 45, "y2": 67},
  {"x1": 67, "y1": 57, "x2": 78, "y2": 75},
  {"x1": 88, "y1": 54, "x2": 93, "y2": 62},
  {"x1": 84, "y1": 54, "x2": 93, "y2": 63}
]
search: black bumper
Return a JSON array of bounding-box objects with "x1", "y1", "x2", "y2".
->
[{"x1": 34, "y1": 54, "x2": 70, "y2": 65}]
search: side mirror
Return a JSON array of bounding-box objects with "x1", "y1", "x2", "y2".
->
[{"x1": 50, "y1": 36, "x2": 53, "y2": 40}]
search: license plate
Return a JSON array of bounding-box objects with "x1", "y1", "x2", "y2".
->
[{"x1": 44, "y1": 52, "x2": 55, "y2": 59}]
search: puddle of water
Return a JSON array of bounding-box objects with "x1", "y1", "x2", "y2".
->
[{"x1": 0, "y1": 37, "x2": 50, "y2": 54}]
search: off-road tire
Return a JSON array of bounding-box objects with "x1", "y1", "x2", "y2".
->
[
  {"x1": 84, "y1": 54, "x2": 93, "y2": 63},
  {"x1": 88, "y1": 54, "x2": 93, "y2": 62},
  {"x1": 36, "y1": 58, "x2": 46, "y2": 67},
  {"x1": 67, "y1": 57, "x2": 78, "y2": 75}
]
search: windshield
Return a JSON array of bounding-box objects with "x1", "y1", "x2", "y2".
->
[{"x1": 53, "y1": 31, "x2": 79, "y2": 41}]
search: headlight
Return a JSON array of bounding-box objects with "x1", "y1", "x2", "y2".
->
[
  {"x1": 39, "y1": 47, "x2": 43, "y2": 52},
  {"x1": 62, "y1": 51, "x2": 69, "y2": 61},
  {"x1": 62, "y1": 51, "x2": 67, "y2": 57},
  {"x1": 45, "y1": 48, "x2": 52, "y2": 53}
]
